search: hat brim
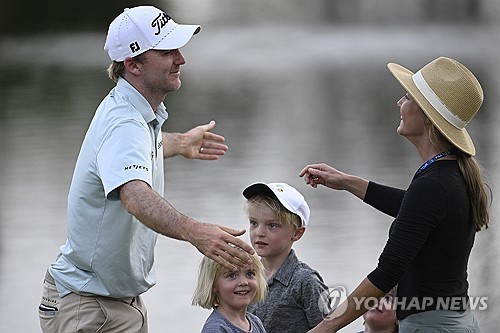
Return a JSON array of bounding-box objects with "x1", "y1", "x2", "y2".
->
[
  {"x1": 153, "y1": 24, "x2": 201, "y2": 51},
  {"x1": 243, "y1": 183, "x2": 297, "y2": 219},
  {"x1": 243, "y1": 183, "x2": 275, "y2": 201},
  {"x1": 387, "y1": 63, "x2": 475, "y2": 156},
  {"x1": 243, "y1": 182, "x2": 309, "y2": 227}
]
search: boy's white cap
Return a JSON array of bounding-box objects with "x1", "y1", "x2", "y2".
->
[
  {"x1": 243, "y1": 182, "x2": 310, "y2": 227},
  {"x1": 104, "y1": 6, "x2": 201, "y2": 62}
]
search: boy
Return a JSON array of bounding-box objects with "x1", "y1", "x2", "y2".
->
[{"x1": 243, "y1": 182, "x2": 331, "y2": 333}]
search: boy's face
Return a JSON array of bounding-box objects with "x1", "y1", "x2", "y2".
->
[{"x1": 248, "y1": 201, "x2": 301, "y2": 259}]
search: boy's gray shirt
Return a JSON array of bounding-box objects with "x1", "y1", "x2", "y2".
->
[{"x1": 248, "y1": 250, "x2": 331, "y2": 333}]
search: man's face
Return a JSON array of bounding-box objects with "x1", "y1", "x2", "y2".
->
[{"x1": 137, "y1": 49, "x2": 187, "y2": 96}]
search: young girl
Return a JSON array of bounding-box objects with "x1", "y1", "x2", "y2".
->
[{"x1": 192, "y1": 252, "x2": 268, "y2": 332}]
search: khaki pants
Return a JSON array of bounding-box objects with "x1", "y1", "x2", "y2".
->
[{"x1": 39, "y1": 270, "x2": 148, "y2": 333}]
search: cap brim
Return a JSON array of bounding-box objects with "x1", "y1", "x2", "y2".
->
[
  {"x1": 387, "y1": 62, "x2": 475, "y2": 156},
  {"x1": 243, "y1": 183, "x2": 274, "y2": 200},
  {"x1": 154, "y1": 24, "x2": 201, "y2": 50},
  {"x1": 243, "y1": 183, "x2": 308, "y2": 227}
]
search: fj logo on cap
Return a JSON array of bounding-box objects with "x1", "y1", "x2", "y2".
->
[
  {"x1": 129, "y1": 41, "x2": 140, "y2": 53},
  {"x1": 152, "y1": 12, "x2": 171, "y2": 35}
]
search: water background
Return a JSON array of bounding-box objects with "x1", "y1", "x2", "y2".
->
[{"x1": 1, "y1": 0, "x2": 499, "y2": 332}]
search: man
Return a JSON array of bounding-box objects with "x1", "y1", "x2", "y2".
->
[{"x1": 38, "y1": 6, "x2": 254, "y2": 332}]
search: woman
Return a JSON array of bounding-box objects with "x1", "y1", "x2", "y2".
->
[{"x1": 300, "y1": 57, "x2": 490, "y2": 332}]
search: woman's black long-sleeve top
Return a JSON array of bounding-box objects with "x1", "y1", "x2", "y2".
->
[{"x1": 365, "y1": 160, "x2": 475, "y2": 320}]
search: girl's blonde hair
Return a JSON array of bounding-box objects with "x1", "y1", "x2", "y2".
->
[
  {"x1": 244, "y1": 195, "x2": 302, "y2": 229},
  {"x1": 426, "y1": 119, "x2": 491, "y2": 231},
  {"x1": 192, "y1": 252, "x2": 267, "y2": 309}
]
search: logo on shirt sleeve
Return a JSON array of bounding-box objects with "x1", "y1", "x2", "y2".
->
[{"x1": 124, "y1": 164, "x2": 149, "y2": 172}]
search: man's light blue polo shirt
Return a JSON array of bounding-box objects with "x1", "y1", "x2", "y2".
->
[{"x1": 50, "y1": 78, "x2": 168, "y2": 298}]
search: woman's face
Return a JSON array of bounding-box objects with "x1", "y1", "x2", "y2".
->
[{"x1": 396, "y1": 93, "x2": 427, "y2": 142}]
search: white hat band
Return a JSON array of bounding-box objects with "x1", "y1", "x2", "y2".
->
[{"x1": 412, "y1": 70, "x2": 467, "y2": 129}]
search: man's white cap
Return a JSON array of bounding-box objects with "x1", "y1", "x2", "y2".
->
[
  {"x1": 104, "y1": 6, "x2": 201, "y2": 62},
  {"x1": 243, "y1": 182, "x2": 311, "y2": 227}
]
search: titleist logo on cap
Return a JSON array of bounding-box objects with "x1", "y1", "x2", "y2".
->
[
  {"x1": 129, "y1": 12, "x2": 172, "y2": 54},
  {"x1": 105, "y1": 5, "x2": 201, "y2": 62},
  {"x1": 152, "y1": 12, "x2": 171, "y2": 35}
]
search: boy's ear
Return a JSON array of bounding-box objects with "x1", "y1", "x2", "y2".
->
[{"x1": 292, "y1": 226, "x2": 306, "y2": 241}]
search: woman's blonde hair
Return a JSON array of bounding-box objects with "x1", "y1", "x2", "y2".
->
[
  {"x1": 244, "y1": 195, "x2": 302, "y2": 229},
  {"x1": 191, "y1": 252, "x2": 267, "y2": 309},
  {"x1": 427, "y1": 120, "x2": 491, "y2": 231}
]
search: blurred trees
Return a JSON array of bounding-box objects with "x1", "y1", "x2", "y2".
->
[
  {"x1": 0, "y1": 0, "x2": 487, "y2": 36},
  {"x1": 1, "y1": 1, "x2": 162, "y2": 36}
]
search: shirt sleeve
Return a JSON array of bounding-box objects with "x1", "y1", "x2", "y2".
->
[
  {"x1": 364, "y1": 181, "x2": 406, "y2": 218},
  {"x1": 300, "y1": 270, "x2": 331, "y2": 327},
  {"x1": 247, "y1": 313, "x2": 267, "y2": 333},
  {"x1": 200, "y1": 310, "x2": 234, "y2": 333},
  {"x1": 97, "y1": 119, "x2": 153, "y2": 199},
  {"x1": 367, "y1": 177, "x2": 448, "y2": 292}
]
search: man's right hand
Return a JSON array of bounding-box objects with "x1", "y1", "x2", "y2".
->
[
  {"x1": 120, "y1": 180, "x2": 255, "y2": 271},
  {"x1": 187, "y1": 223, "x2": 255, "y2": 271}
]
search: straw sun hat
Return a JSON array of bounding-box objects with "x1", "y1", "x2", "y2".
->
[{"x1": 388, "y1": 56, "x2": 483, "y2": 156}]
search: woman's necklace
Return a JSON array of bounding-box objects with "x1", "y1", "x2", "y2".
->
[{"x1": 414, "y1": 148, "x2": 458, "y2": 177}]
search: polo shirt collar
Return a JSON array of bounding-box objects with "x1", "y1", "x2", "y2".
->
[
  {"x1": 116, "y1": 78, "x2": 169, "y2": 126},
  {"x1": 270, "y1": 249, "x2": 300, "y2": 287}
]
